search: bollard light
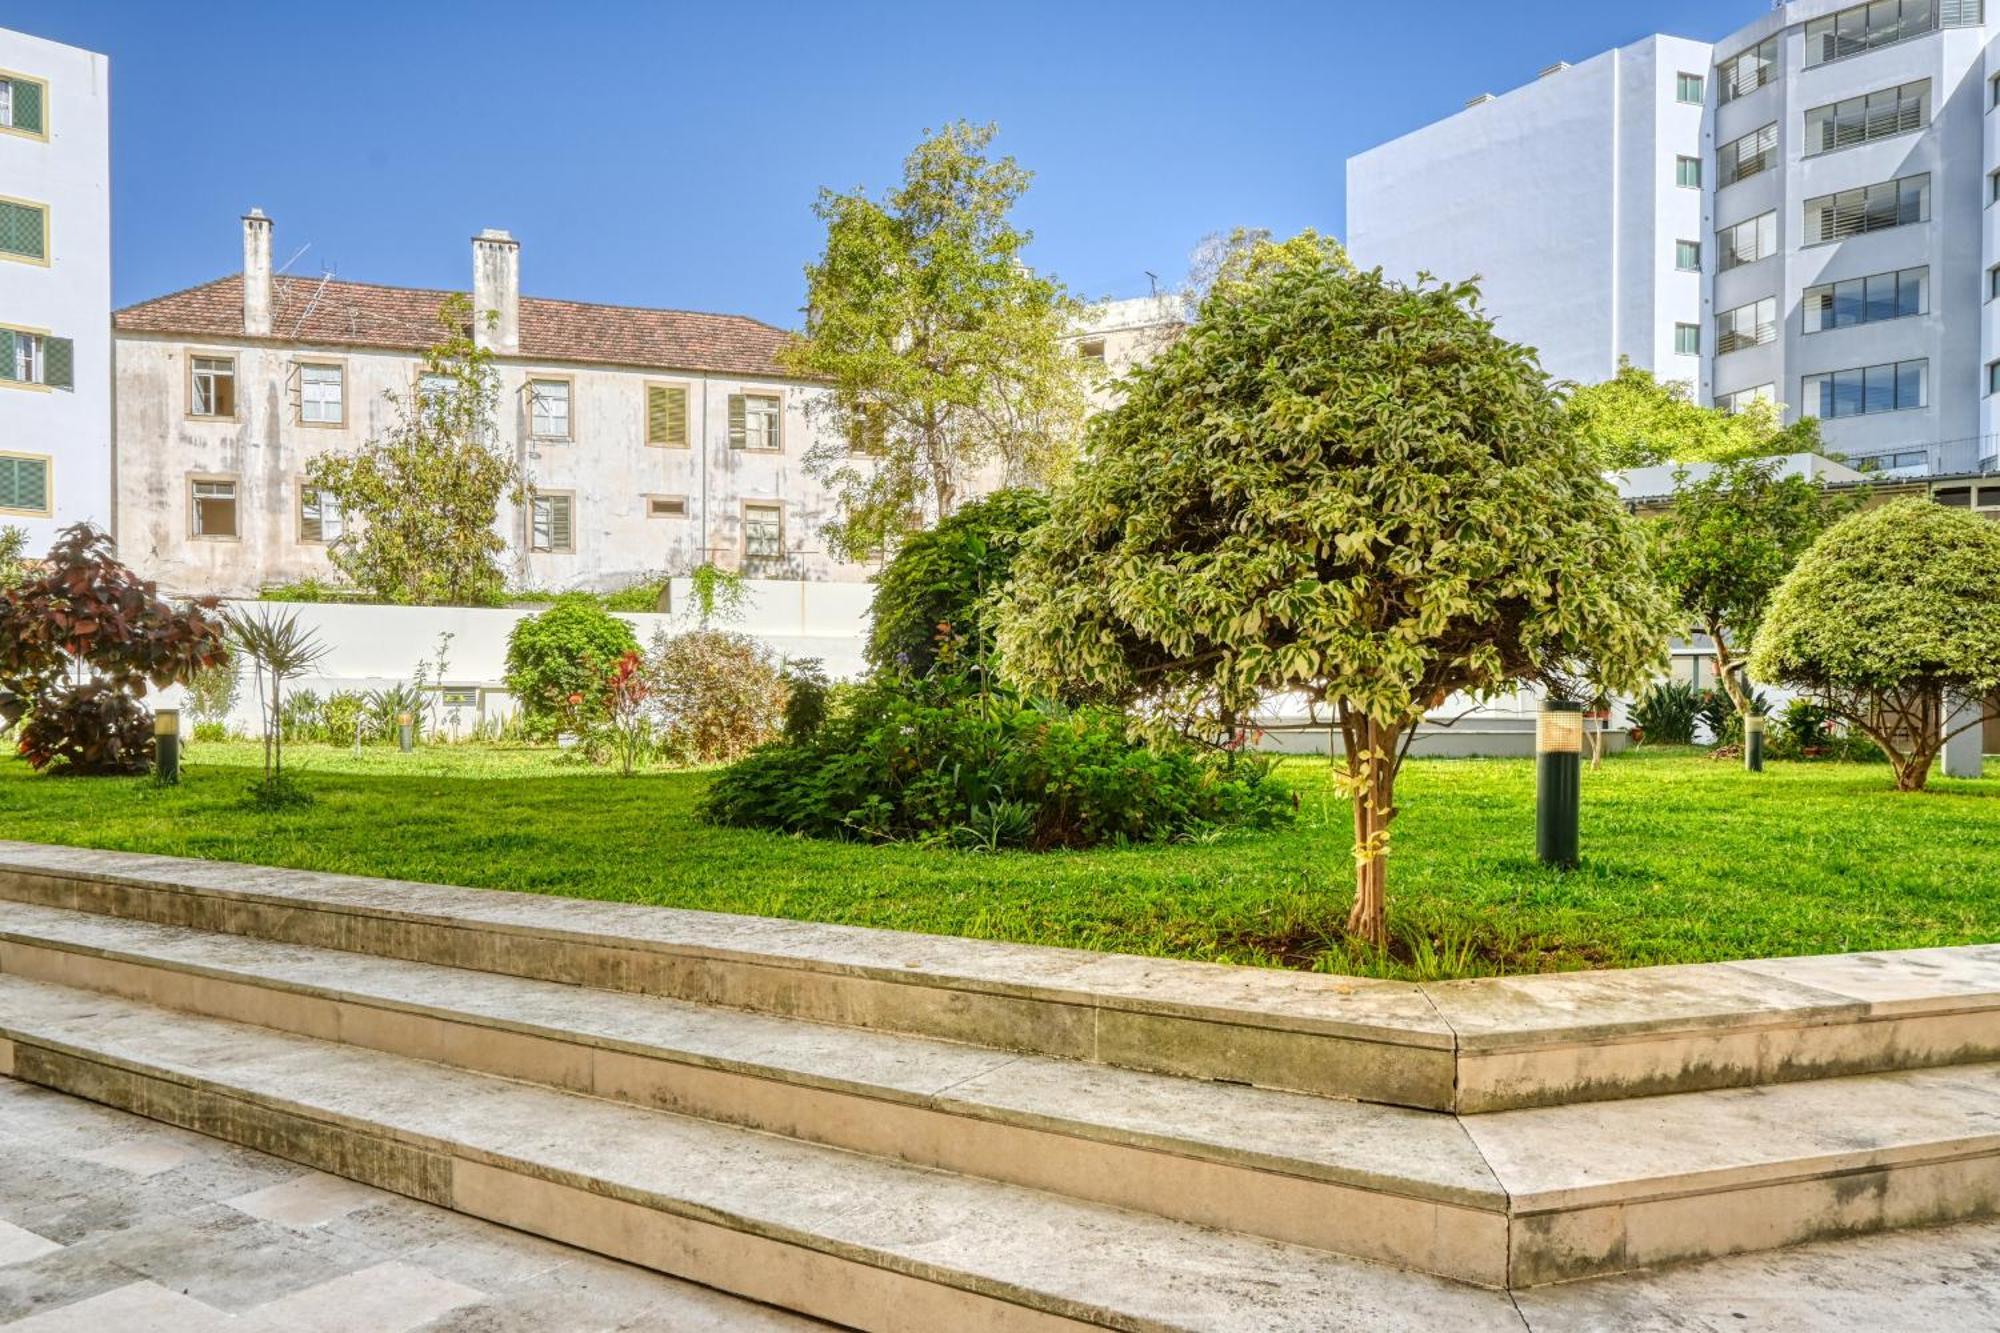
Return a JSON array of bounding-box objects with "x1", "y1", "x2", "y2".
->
[
  {"x1": 397, "y1": 711, "x2": 414, "y2": 753},
  {"x1": 154, "y1": 708, "x2": 181, "y2": 785},
  {"x1": 1536, "y1": 699, "x2": 1582, "y2": 870},
  {"x1": 1744, "y1": 712, "x2": 1765, "y2": 773}
]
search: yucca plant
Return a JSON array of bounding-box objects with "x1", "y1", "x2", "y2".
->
[
  {"x1": 1630, "y1": 679, "x2": 1701, "y2": 746},
  {"x1": 226, "y1": 607, "x2": 328, "y2": 783}
]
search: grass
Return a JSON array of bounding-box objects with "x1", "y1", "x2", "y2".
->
[{"x1": 1, "y1": 741, "x2": 1996, "y2": 981}]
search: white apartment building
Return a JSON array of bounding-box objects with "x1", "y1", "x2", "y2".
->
[
  {"x1": 0, "y1": 27, "x2": 111, "y2": 548},
  {"x1": 113, "y1": 214, "x2": 870, "y2": 597},
  {"x1": 1349, "y1": 0, "x2": 2000, "y2": 477}
]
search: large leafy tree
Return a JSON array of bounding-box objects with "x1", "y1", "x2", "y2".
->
[
  {"x1": 0, "y1": 524, "x2": 226, "y2": 773},
  {"x1": 997, "y1": 234, "x2": 1667, "y2": 945},
  {"x1": 1652, "y1": 457, "x2": 1852, "y2": 718},
  {"x1": 1567, "y1": 362, "x2": 1818, "y2": 470},
  {"x1": 1752, "y1": 498, "x2": 2000, "y2": 792},
  {"x1": 782, "y1": 121, "x2": 1087, "y2": 560},
  {"x1": 306, "y1": 295, "x2": 522, "y2": 606}
]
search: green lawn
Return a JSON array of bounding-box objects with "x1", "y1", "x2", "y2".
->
[{"x1": 1, "y1": 741, "x2": 1996, "y2": 981}]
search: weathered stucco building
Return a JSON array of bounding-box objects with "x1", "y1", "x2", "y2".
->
[{"x1": 113, "y1": 214, "x2": 867, "y2": 597}]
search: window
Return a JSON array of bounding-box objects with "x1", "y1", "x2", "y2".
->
[
  {"x1": 1852, "y1": 448, "x2": 1931, "y2": 472},
  {"x1": 848, "y1": 400, "x2": 889, "y2": 454},
  {"x1": 1717, "y1": 212, "x2": 1777, "y2": 270},
  {"x1": 1802, "y1": 359, "x2": 1927, "y2": 418},
  {"x1": 1804, "y1": 174, "x2": 1928, "y2": 243},
  {"x1": 1989, "y1": 361, "x2": 2000, "y2": 395},
  {"x1": 728, "y1": 393, "x2": 782, "y2": 451},
  {"x1": 528, "y1": 378, "x2": 571, "y2": 439},
  {"x1": 1717, "y1": 37, "x2": 1779, "y2": 104},
  {"x1": 645, "y1": 382, "x2": 689, "y2": 447},
  {"x1": 1803, "y1": 267, "x2": 1927, "y2": 332},
  {"x1": 0, "y1": 453, "x2": 50, "y2": 517},
  {"x1": 1719, "y1": 124, "x2": 1777, "y2": 186},
  {"x1": 298, "y1": 363, "x2": 343, "y2": 426},
  {"x1": 416, "y1": 372, "x2": 453, "y2": 407},
  {"x1": 743, "y1": 503, "x2": 784, "y2": 570},
  {"x1": 529, "y1": 493, "x2": 574, "y2": 553},
  {"x1": 0, "y1": 328, "x2": 68, "y2": 388},
  {"x1": 0, "y1": 74, "x2": 46, "y2": 138},
  {"x1": 1078, "y1": 338, "x2": 1107, "y2": 364},
  {"x1": 1715, "y1": 298, "x2": 1778, "y2": 355},
  {"x1": 0, "y1": 197, "x2": 47, "y2": 263},
  {"x1": 189, "y1": 356, "x2": 236, "y2": 418},
  {"x1": 191, "y1": 479, "x2": 239, "y2": 539},
  {"x1": 1805, "y1": 80, "x2": 1928, "y2": 155},
  {"x1": 647, "y1": 496, "x2": 688, "y2": 518},
  {"x1": 1676, "y1": 72, "x2": 1705, "y2": 105},
  {"x1": 299, "y1": 488, "x2": 344, "y2": 544},
  {"x1": 1675, "y1": 323, "x2": 1700, "y2": 356},
  {"x1": 1716, "y1": 384, "x2": 1776, "y2": 414},
  {"x1": 1991, "y1": 169, "x2": 2000, "y2": 205},
  {"x1": 1675, "y1": 240, "x2": 1701, "y2": 271},
  {"x1": 1806, "y1": 0, "x2": 1942, "y2": 67},
  {"x1": 1676, "y1": 156, "x2": 1702, "y2": 189},
  {"x1": 1989, "y1": 264, "x2": 2000, "y2": 301}
]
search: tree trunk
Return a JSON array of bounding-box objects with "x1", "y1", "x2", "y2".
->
[
  {"x1": 1343, "y1": 715, "x2": 1400, "y2": 949},
  {"x1": 1708, "y1": 625, "x2": 1749, "y2": 718}
]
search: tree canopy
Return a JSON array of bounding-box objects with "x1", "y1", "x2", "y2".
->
[
  {"x1": 781, "y1": 121, "x2": 1087, "y2": 560},
  {"x1": 1566, "y1": 362, "x2": 1818, "y2": 471},
  {"x1": 997, "y1": 233, "x2": 1667, "y2": 943},
  {"x1": 306, "y1": 296, "x2": 522, "y2": 606},
  {"x1": 1751, "y1": 497, "x2": 2000, "y2": 791},
  {"x1": 865, "y1": 487, "x2": 1048, "y2": 678},
  {"x1": 1651, "y1": 457, "x2": 1853, "y2": 715}
]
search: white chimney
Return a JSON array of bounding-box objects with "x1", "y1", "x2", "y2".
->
[
  {"x1": 242, "y1": 208, "x2": 273, "y2": 337},
  {"x1": 472, "y1": 228, "x2": 520, "y2": 353}
]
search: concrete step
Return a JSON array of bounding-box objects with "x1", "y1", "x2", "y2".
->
[
  {"x1": 9, "y1": 903, "x2": 2000, "y2": 1290},
  {"x1": 0, "y1": 975, "x2": 1532, "y2": 1331},
  {"x1": 0, "y1": 899, "x2": 1511, "y2": 1285},
  {"x1": 9, "y1": 841, "x2": 2000, "y2": 1111}
]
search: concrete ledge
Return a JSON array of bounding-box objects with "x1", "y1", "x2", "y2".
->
[{"x1": 4, "y1": 841, "x2": 2000, "y2": 1111}]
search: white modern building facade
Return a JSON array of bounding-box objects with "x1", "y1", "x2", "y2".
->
[
  {"x1": 0, "y1": 27, "x2": 111, "y2": 548},
  {"x1": 1349, "y1": 0, "x2": 2000, "y2": 477}
]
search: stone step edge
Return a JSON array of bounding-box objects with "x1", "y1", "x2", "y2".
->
[
  {"x1": 0, "y1": 913, "x2": 1508, "y2": 1219},
  {"x1": 0, "y1": 980, "x2": 1520, "y2": 1321},
  {"x1": 9, "y1": 843, "x2": 2000, "y2": 1113}
]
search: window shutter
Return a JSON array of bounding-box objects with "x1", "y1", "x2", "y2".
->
[
  {"x1": 0, "y1": 329, "x2": 14, "y2": 382},
  {"x1": 648, "y1": 384, "x2": 687, "y2": 445},
  {"x1": 45, "y1": 337, "x2": 72, "y2": 390},
  {"x1": 0, "y1": 456, "x2": 48, "y2": 513},
  {"x1": 0, "y1": 201, "x2": 45, "y2": 260},
  {"x1": 728, "y1": 394, "x2": 746, "y2": 449},
  {"x1": 552, "y1": 498, "x2": 573, "y2": 551},
  {"x1": 12, "y1": 80, "x2": 42, "y2": 135}
]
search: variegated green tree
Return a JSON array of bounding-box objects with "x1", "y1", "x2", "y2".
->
[{"x1": 997, "y1": 234, "x2": 1668, "y2": 945}]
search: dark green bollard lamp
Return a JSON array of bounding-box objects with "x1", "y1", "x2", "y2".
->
[
  {"x1": 154, "y1": 708, "x2": 181, "y2": 785},
  {"x1": 1536, "y1": 699, "x2": 1582, "y2": 870},
  {"x1": 1743, "y1": 712, "x2": 1765, "y2": 773},
  {"x1": 397, "y1": 711, "x2": 415, "y2": 753}
]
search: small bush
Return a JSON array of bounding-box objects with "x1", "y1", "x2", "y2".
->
[
  {"x1": 185, "y1": 656, "x2": 241, "y2": 735},
  {"x1": 1630, "y1": 680, "x2": 1700, "y2": 745},
  {"x1": 244, "y1": 771, "x2": 313, "y2": 811},
  {"x1": 504, "y1": 595, "x2": 640, "y2": 737},
  {"x1": 191, "y1": 721, "x2": 228, "y2": 744},
  {"x1": 866, "y1": 489, "x2": 1048, "y2": 678},
  {"x1": 1780, "y1": 698, "x2": 1834, "y2": 752},
  {"x1": 702, "y1": 674, "x2": 1292, "y2": 851},
  {"x1": 601, "y1": 579, "x2": 671, "y2": 613},
  {"x1": 646, "y1": 628, "x2": 786, "y2": 765},
  {"x1": 322, "y1": 690, "x2": 367, "y2": 746},
  {"x1": 779, "y1": 658, "x2": 831, "y2": 742}
]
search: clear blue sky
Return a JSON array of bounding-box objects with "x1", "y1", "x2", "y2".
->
[{"x1": 7, "y1": 0, "x2": 1759, "y2": 326}]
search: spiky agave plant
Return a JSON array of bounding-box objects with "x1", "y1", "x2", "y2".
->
[{"x1": 226, "y1": 607, "x2": 329, "y2": 782}]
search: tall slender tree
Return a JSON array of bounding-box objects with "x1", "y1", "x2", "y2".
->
[{"x1": 782, "y1": 122, "x2": 1088, "y2": 560}]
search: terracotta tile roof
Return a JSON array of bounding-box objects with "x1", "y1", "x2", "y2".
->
[{"x1": 115, "y1": 274, "x2": 804, "y2": 380}]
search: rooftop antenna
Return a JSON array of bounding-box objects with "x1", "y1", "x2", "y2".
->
[
  {"x1": 275, "y1": 242, "x2": 311, "y2": 277},
  {"x1": 1145, "y1": 270, "x2": 1159, "y2": 298},
  {"x1": 288, "y1": 261, "x2": 338, "y2": 339}
]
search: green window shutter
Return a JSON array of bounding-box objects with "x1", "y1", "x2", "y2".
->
[
  {"x1": 45, "y1": 337, "x2": 72, "y2": 390},
  {"x1": 727, "y1": 394, "x2": 746, "y2": 449},
  {"x1": 0, "y1": 201, "x2": 46, "y2": 260},
  {"x1": 0, "y1": 456, "x2": 49, "y2": 513},
  {"x1": 12, "y1": 80, "x2": 43, "y2": 135},
  {"x1": 0, "y1": 329, "x2": 15, "y2": 382}
]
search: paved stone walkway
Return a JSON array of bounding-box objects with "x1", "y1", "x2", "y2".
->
[{"x1": 6, "y1": 1073, "x2": 2000, "y2": 1331}]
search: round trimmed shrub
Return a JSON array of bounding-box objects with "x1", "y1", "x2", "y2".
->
[{"x1": 504, "y1": 594, "x2": 640, "y2": 736}]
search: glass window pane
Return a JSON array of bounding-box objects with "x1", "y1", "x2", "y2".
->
[
  {"x1": 1898, "y1": 359, "x2": 1925, "y2": 408},
  {"x1": 1864, "y1": 363, "x2": 1895, "y2": 413},
  {"x1": 1834, "y1": 369, "x2": 1865, "y2": 417},
  {"x1": 1899, "y1": 268, "x2": 1926, "y2": 317}
]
